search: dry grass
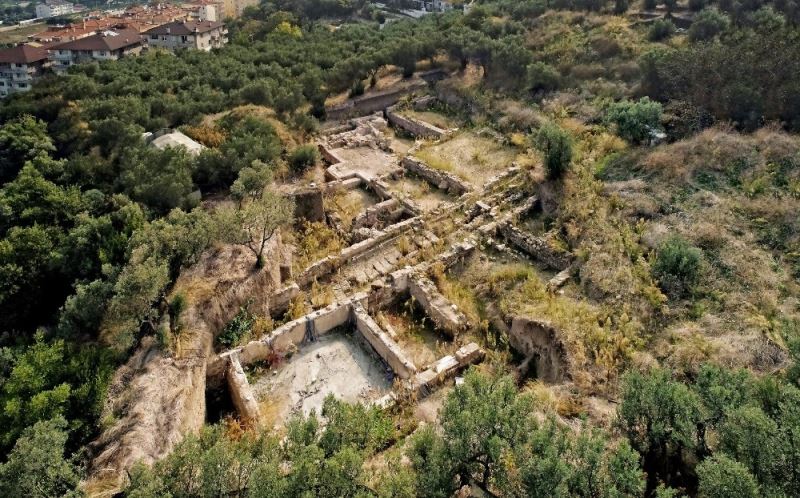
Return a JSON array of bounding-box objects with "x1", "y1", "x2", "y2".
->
[
  {"x1": 588, "y1": 125, "x2": 800, "y2": 374},
  {"x1": 286, "y1": 221, "x2": 345, "y2": 274},
  {"x1": 413, "y1": 131, "x2": 522, "y2": 183},
  {"x1": 402, "y1": 110, "x2": 459, "y2": 130},
  {"x1": 0, "y1": 23, "x2": 45, "y2": 44}
]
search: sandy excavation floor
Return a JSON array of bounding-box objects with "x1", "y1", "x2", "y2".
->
[
  {"x1": 251, "y1": 333, "x2": 392, "y2": 427},
  {"x1": 329, "y1": 146, "x2": 399, "y2": 179},
  {"x1": 386, "y1": 176, "x2": 454, "y2": 212}
]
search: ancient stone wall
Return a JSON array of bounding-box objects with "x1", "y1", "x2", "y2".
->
[
  {"x1": 408, "y1": 275, "x2": 469, "y2": 337},
  {"x1": 352, "y1": 303, "x2": 417, "y2": 379},
  {"x1": 386, "y1": 107, "x2": 447, "y2": 139},
  {"x1": 410, "y1": 343, "x2": 484, "y2": 398},
  {"x1": 497, "y1": 222, "x2": 572, "y2": 271},
  {"x1": 401, "y1": 156, "x2": 471, "y2": 195},
  {"x1": 326, "y1": 81, "x2": 427, "y2": 121},
  {"x1": 508, "y1": 317, "x2": 569, "y2": 383},
  {"x1": 226, "y1": 355, "x2": 261, "y2": 425},
  {"x1": 352, "y1": 198, "x2": 402, "y2": 230}
]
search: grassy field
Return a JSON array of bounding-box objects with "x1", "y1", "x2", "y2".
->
[{"x1": 0, "y1": 22, "x2": 44, "y2": 44}]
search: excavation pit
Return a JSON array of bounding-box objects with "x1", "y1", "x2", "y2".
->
[
  {"x1": 377, "y1": 302, "x2": 456, "y2": 370},
  {"x1": 249, "y1": 329, "x2": 392, "y2": 428},
  {"x1": 412, "y1": 131, "x2": 523, "y2": 187},
  {"x1": 385, "y1": 175, "x2": 455, "y2": 212},
  {"x1": 327, "y1": 146, "x2": 400, "y2": 180}
]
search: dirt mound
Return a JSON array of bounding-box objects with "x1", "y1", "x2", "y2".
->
[{"x1": 86, "y1": 239, "x2": 285, "y2": 495}]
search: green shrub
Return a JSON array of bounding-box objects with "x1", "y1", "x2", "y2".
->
[
  {"x1": 652, "y1": 236, "x2": 703, "y2": 298},
  {"x1": 696, "y1": 454, "x2": 760, "y2": 498},
  {"x1": 289, "y1": 144, "x2": 320, "y2": 173},
  {"x1": 689, "y1": 8, "x2": 731, "y2": 42},
  {"x1": 648, "y1": 19, "x2": 676, "y2": 41},
  {"x1": 349, "y1": 79, "x2": 365, "y2": 97},
  {"x1": 534, "y1": 123, "x2": 573, "y2": 180},
  {"x1": 604, "y1": 97, "x2": 663, "y2": 144},
  {"x1": 527, "y1": 62, "x2": 561, "y2": 93},
  {"x1": 217, "y1": 304, "x2": 254, "y2": 348}
]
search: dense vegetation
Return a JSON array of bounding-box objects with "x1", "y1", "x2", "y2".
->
[{"x1": 0, "y1": 0, "x2": 799, "y2": 496}]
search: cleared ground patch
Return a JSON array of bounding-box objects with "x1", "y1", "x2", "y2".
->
[
  {"x1": 250, "y1": 331, "x2": 392, "y2": 429},
  {"x1": 386, "y1": 175, "x2": 454, "y2": 211},
  {"x1": 413, "y1": 131, "x2": 522, "y2": 186},
  {"x1": 328, "y1": 146, "x2": 399, "y2": 179},
  {"x1": 401, "y1": 109, "x2": 460, "y2": 130}
]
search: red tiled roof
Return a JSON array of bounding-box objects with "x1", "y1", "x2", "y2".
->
[
  {"x1": 0, "y1": 44, "x2": 49, "y2": 64},
  {"x1": 144, "y1": 20, "x2": 224, "y2": 36},
  {"x1": 49, "y1": 29, "x2": 144, "y2": 52}
]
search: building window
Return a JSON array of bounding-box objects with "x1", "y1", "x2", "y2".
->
[
  {"x1": 150, "y1": 34, "x2": 158, "y2": 40},
  {"x1": 181, "y1": 35, "x2": 188, "y2": 42}
]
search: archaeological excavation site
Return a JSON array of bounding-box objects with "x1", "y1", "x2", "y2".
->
[
  {"x1": 206, "y1": 93, "x2": 576, "y2": 430},
  {"x1": 85, "y1": 87, "x2": 589, "y2": 492}
]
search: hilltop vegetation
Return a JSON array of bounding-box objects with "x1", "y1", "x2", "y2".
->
[{"x1": 0, "y1": 0, "x2": 799, "y2": 496}]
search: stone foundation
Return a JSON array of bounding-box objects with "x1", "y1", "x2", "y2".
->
[
  {"x1": 408, "y1": 275, "x2": 469, "y2": 338},
  {"x1": 497, "y1": 222, "x2": 572, "y2": 271},
  {"x1": 402, "y1": 156, "x2": 471, "y2": 195},
  {"x1": 226, "y1": 355, "x2": 261, "y2": 425},
  {"x1": 353, "y1": 302, "x2": 417, "y2": 379},
  {"x1": 386, "y1": 106, "x2": 447, "y2": 139}
]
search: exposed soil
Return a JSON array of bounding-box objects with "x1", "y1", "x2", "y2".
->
[
  {"x1": 386, "y1": 176, "x2": 454, "y2": 212},
  {"x1": 251, "y1": 332, "x2": 392, "y2": 428},
  {"x1": 414, "y1": 132, "x2": 523, "y2": 186},
  {"x1": 329, "y1": 146, "x2": 400, "y2": 179}
]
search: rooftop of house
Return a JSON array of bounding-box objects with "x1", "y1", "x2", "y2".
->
[
  {"x1": 49, "y1": 29, "x2": 144, "y2": 52},
  {"x1": 0, "y1": 44, "x2": 50, "y2": 64},
  {"x1": 144, "y1": 20, "x2": 224, "y2": 36},
  {"x1": 29, "y1": 4, "x2": 194, "y2": 43}
]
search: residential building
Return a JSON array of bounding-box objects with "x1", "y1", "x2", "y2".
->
[
  {"x1": 0, "y1": 45, "x2": 50, "y2": 97},
  {"x1": 29, "y1": 3, "x2": 194, "y2": 44},
  {"x1": 144, "y1": 20, "x2": 227, "y2": 52},
  {"x1": 35, "y1": 0, "x2": 74, "y2": 18},
  {"x1": 48, "y1": 28, "x2": 144, "y2": 73}
]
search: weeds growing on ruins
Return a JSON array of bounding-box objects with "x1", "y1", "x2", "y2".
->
[{"x1": 1, "y1": 0, "x2": 799, "y2": 496}]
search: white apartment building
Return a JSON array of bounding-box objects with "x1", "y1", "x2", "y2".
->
[
  {"x1": 35, "y1": 1, "x2": 74, "y2": 19},
  {"x1": 48, "y1": 29, "x2": 145, "y2": 73},
  {"x1": 0, "y1": 45, "x2": 50, "y2": 97},
  {"x1": 144, "y1": 20, "x2": 227, "y2": 52}
]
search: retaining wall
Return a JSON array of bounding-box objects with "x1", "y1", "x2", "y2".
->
[
  {"x1": 408, "y1": 275, "x2": 469, "y2": 337},
  {"x1": 386, "y1": 107, "x2": 447, "y2": 139},
  {"x1": 352, "y1": 198, "x2": 402, "y2": 230},
  {"x1": 353, "y1": 303, "x2": 417, "y2": 379},
  {"x1": 402, "y1": 157, "x2": 471, "y2": 195},
  {"x1": 226, "y1": 355, "x2": 261, "y2": 425},
  {"x1": 326, "y1": 82, "x2": 427, "y2": 121},
  {"x1": 411, "y1": 343, "x2": 484, "y2": 398},
  {"x1": 497, "y1": 222, "x2": 572, "y2": 271}
]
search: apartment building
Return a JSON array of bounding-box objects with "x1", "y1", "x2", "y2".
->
[
  {"x1": 49, "y1": 29, "x2": 145, "y2": 73},
  {"x1": 144, "y1": 20, "x2": 227, "y2": 52},
  {"x1": 35, "y1": 0, "x2": 74, "y2": 19},
  {"x1": 0, "y1": 45, "x2": 50, "y2": 97}
]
